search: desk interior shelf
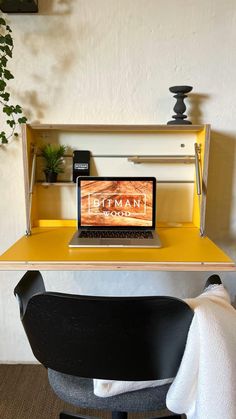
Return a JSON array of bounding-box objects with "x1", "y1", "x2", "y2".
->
[{"x1": 25, "y1": 124, "x2": 209, "y2": 233}]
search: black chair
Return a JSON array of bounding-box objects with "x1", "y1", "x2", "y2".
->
[{"x1": 14, "y1": 271, "x2": 196, "y2": 419}]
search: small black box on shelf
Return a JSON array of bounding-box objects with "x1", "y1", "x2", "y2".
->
[{"x1": 73, "y1": 150, "x2": 90, "y2": 183}]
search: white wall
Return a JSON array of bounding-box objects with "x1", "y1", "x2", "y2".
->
[{"x1": 0, "y1": 0, "x2": 236, "y2": 362}]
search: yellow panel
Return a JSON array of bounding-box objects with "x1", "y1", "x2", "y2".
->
[
  {"x1": 24, "y1": 125, "x2": 38, "y2": 227},
  {"x1": 35, "y1": 219, "x2": 195, "y2": 228},
  {"x1": 21, "y1": 124, "x2": 34, "y2": 228},
  {"x1": 25, "y1": 124, "x2": 34, "y2": 179},
  {"x1": 192, "y1": 126, "x2": 209, "y2": 229},
  {"x1": 0, "y1": 226, "x2": 234, "y2": 271},
  {"x1": 36, "y1": 219, "x2": 76, "y2": 227}
]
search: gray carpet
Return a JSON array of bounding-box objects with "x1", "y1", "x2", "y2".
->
[{"x1": 0, "y1": 364, "x2": 176, "y2": 418}]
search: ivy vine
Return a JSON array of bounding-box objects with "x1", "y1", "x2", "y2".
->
[{"x1": 0, "y1": 14, "x2": 27, "y2": 144}]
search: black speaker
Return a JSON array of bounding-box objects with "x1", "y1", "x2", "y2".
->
[{"x1": 73, "y1": 150, "x2": 90, "y2": 183}]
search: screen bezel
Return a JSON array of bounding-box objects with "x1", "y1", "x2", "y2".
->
[{"x1": 77, "y1": 176, "x2": 156, "y2": 231}]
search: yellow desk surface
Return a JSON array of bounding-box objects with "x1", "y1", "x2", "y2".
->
[{"x1": 0, "y1": 226, "x2": 234, "y2": 271}]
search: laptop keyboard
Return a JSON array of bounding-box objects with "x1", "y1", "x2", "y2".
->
[{"x1": 79, "y1": 231, "x2": 154, "y2": 239}]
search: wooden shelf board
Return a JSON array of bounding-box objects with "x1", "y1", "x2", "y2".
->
[
  {"x1": 0, "y1": 226, "x2": 234, "y2": 271},
  {"x1": 28, "y1": 124, "x2": 207, "y2": 133}
]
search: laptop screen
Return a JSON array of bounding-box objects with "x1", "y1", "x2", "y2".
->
[{"x1": 77, "y1": 177, "x2": 156, "y2": 230}]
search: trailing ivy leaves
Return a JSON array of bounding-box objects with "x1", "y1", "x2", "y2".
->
[{"x1": 0, "y1": 14, "x2": 27, "y2": 144}]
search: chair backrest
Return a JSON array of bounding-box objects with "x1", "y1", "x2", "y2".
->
[{"x1": 14, "y1": 271, "x2": 194, "y2": 381}]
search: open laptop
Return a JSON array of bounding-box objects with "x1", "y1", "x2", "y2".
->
[{"x1": 68, "y1": 176, "x2": 161, "y2": 248}]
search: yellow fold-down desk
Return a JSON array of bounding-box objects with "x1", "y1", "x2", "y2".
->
[
  {"x1": 0, "y1": 124, "x2": 235, "y2": 272},
  {"x1": 0, "y1": 226, "x2": 234, "y2": 271}
]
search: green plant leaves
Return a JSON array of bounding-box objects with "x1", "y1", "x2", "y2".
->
[
  {"x1": 0, "y1": 131, "x2": 8, "y2": 143},
  {"x1": 0, "y1": 18, "x2": 6, "y2": 26},
  {"x1": 3, "y1": 45, "x2": 12, "y2": 58},
  {"x1": 4, "y1": 34, "x2": 13, "y2": 46},
  {"x1": 0, "y1": 35, "x2": 13, "y2": 47},
  {"x1": 3, "y1": 69, "x2": 14, "y2": 80},
  {"x1": 18, "y1": 117, "x2": 27, "y2": 123},
  {"x1": 0, "y1": 92, "x2": 10, "y2": 101},
  {"x1": 3, "y1": 104, "x2": 13, "y2": 115},
  {"x1": 0, "y1": 56, "x2": 7, "y2": 67},
  {"x1": 0, "y1": 79, "x2": 6, "y2": 90},
  {"x1": 41, "y1": 144, "x2": 67, "y2": 174},
  {"x1": 0, "y1": 13, "x2": 27, "y2": 145},
  {"x1": 7, "y1": 119, "x2": 15, "y2": 127},
  {"x1": 14, "y1": 104, "x2": 22, "y2": 113}
]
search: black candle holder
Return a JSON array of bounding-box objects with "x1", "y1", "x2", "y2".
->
[{"x1": 167, "y1": 85, "x2": 193, "y2": 125}]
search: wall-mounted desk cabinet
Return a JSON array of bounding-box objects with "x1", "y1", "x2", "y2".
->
[{"x1": 0, "y1": 124, "x2": 235, "y2": 271}]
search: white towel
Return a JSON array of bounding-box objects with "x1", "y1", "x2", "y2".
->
[
  {"x1": 166, "y1": 284, "x2": 236, "y2": 419},
  {"x1": 93, "y1": 377, "x2": 173, "y2": 398}
]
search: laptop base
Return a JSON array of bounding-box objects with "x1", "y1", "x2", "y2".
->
[{"x1": 68, "y1": 230, "x2": 161, "y2": 248}]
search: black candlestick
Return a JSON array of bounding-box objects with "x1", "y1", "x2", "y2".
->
[{"x1": 167, "y1": 85, "x2": 192, "y2": 125}]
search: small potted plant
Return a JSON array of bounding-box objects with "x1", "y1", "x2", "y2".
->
[{"x1": 41, "y1": 144, "x2": 66, "y2": 183}]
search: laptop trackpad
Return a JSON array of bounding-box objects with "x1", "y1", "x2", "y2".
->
[{"x1": 99, "y1": 239, "x2": 127, "y2": 246}]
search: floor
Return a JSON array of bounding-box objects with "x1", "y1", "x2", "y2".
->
[{"x1": 0, "y1": 364, "x2": 177, "y2": 419}]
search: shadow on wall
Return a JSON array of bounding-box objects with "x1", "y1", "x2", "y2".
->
[
  {"x1": 12, "y1": 0, "x2": 86, "y2": 123},
  {"x1": 38, "y1": 0, "x2": 76, "y2": 15},
  {"x1": 188, "y1": 92, "x2": 210, "y2": 125},
  {"x1": 205, "y1": 130, "x2": 236, "y2": 251},
  {"x1": 17, "y1": 90, "x2": 48, "y2": 123}
]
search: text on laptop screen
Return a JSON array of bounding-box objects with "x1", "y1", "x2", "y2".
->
[{"x1": 80, "y1": 179, "x2": 154, "y2": 227}]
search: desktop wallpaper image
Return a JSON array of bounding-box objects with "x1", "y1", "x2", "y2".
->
[{"x1": 80, "y1": 180, "x2": 153, "y2": 227}]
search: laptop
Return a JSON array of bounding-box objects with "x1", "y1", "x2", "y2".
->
[{"x1": 68, "y1": 176, "x2": 161, "y2": 248}]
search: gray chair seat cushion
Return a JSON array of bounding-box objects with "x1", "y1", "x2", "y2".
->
[{"x1": 48, "y1": 369, "x2": 170, "y2": 412}]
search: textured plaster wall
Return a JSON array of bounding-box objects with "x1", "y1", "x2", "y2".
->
[{"x1": 0, "y1": 0, "x2": 236, "y2": 361}]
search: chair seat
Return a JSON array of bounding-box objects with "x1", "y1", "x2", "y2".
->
[{"x1": 48, "y1": 369, "x2": 171, "y2": 413}]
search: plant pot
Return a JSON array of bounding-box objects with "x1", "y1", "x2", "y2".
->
[{"x1": 44, "y1": 171, "x2": 58, "y2": 183}]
